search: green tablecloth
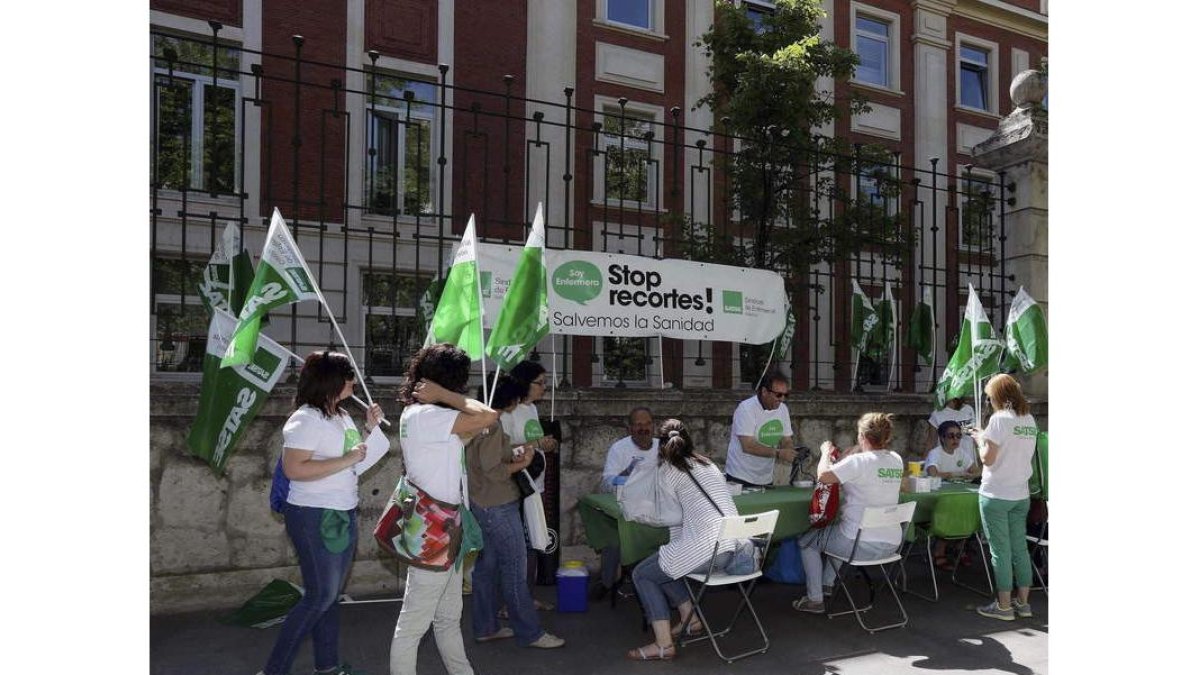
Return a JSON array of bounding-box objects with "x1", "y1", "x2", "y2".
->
[{"x1": 577, "y1": 483, "x2": 981, "y2": 566}]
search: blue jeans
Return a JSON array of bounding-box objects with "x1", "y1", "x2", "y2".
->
[
  {"x1": 263, "y1": 504, "x2": 357, "y2": 675},
  {"x1": 799, "y1": 527, "x2": 894, "y2": 603},
  {"x1": 470, "y1": 501, "x2": 544, "y2": 645},
  {"x1": 632, "y1": 551, "x2": 732, "y2": 623}
]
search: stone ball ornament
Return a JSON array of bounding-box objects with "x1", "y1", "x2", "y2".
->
[{"x1": 1010, "y1": 69, "x2": 1047, "y2": 110}]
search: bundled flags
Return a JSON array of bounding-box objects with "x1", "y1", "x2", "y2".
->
[
  {"x1": 849, "y1": 280, "x2": 878, "y2": 354},
  {"x1": 1004, "y1": 286, "x2": 1048, "y2": 374},
  {"x1": 906, "y1": 285, "x2": 935, "y2": 367}
]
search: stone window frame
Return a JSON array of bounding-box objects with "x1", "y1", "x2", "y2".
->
[
  {"x1": 850, "y1": 2, "x2": 902, "y2": 93},
  {"x1": 955, "y1": 33, "x2": 1000, "y2": 115},
  {"x1": 361, "y1": 72, "x2": 441, "y2": 223},
  {"x1": 597, "y1": 0, "x2": 662, "y2": 34}
]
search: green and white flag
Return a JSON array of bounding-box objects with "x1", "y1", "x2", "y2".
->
[
  {"x1": 906, "y1": 285, "x2": 935, "y2": 366},
  {"x1": 188, "y1": 308, "x2": 291, "y2": 475},
  {"x1": 425, "y1": 214, "x2": 484, "y2": 360},
  {"x1": 850, "y1": 280, "x2": 878, "y2": 353},
  {"x1": 1004, "y1": 286, "x2": 1048, "y2": 373},
  {"x1": 777, "y1": 294, "x2": 796, "y2": 359},
  {"x1": 221, "y1": 209, "x2": 321, "y2": 368},
  {"x1": 486, "y1": 202, "x2": 549, "y2": 371},
  {"x1": 198, "y1": 222, "x2": 256, "y2": 316},
  {"x1": 867, "y1": 281, "x2": 896, "y2": 359},
  {"x1": 935, "y1": 284, "x2": 1003, "y2": 408}
]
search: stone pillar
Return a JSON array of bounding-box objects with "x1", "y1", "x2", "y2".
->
[
  {"x1": 910, "y1": 0, "x2": 954, "y2": 392},
  {"x1": 972, "y1": 69, "x2": 1048, "y2": 400}
]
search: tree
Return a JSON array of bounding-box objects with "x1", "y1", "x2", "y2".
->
[{"x1": 695, "y1": 0, "x2": 908, "y2": 274}]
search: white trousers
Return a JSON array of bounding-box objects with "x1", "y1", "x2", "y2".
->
[{"x1": 389, "y1": 566, "x2": 474, "y2": 675}]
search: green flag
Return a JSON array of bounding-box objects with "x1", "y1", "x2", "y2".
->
[
  {"x1": 867, "y1": 281, "x2": 895, "y2": 359},
  {"x1": 906, "y1": 285, "x2": 935, "y2": 366},
  {"x1": 188, "y1": 308, "x2": 292, "y2": 474},
  {"x1": 425, "y1": 214, "x2": 484, "y2": 360},
  {"x1": 198, "y1": 222, "x2": 254, "y2": 315},
  {"x1": 777, "y1": 294, "x2": 796, "y2": 359},
  {"x1": 221, "y1": 209, "x2": 321, "y2": 368},
  {"x1": 935, "y1": 284, "x2": 1003, "y2": 407},
  {"x1": 486, "y1": 203, "x2": 549, "y2": 371},
  {"x1": 1004, "y1": 286, "x2": 1048, "y2": 373},
  {"x1": 850, "y1": 280, "x2": 878, "y2": 353}
]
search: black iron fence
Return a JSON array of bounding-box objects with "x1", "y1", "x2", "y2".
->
[{"x1": 150, "y1": 26, "x2": 1013, "y2": 393}]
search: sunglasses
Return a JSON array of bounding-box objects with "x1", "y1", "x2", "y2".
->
[{"x1": 769, "y1": 390, "x2": 789, "y2": 398}]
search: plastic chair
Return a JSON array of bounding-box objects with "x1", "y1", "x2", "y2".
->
[
  {"x1": 678, "y1": 510, "x2": 779, "y2": 664},
  {"x1": 824, "y1": 501, "x2": 917, "y2": 633},
  {"x1": 901, "y1": 492, "x2": 994, "y2": 601}
]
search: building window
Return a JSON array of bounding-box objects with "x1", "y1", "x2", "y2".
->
[
  {"x1": 362, "y1": 271, "x2": 427, "y2": 377},
  {"x1": 152, "y1": 256, "x2": 210, "y2": 372},
  {"x1": 744, "y1": 0, "x2": 774, "y2": 33},
  {"x1": 958, "y1": 170, "x2": 999, "y2": 250},
  {"x1": 854, "y1": 15, "x2": 890, "y2": 88},
  {"x1": 855, "y1": 161, "x2": 898, "y2": 216},
  {"x1": 606, "y1": 0, "x2": 652, "y2": 30},
  {"x1": 602, "y1": 337, "x2": 650, "y2": 385},
  {"x1": 599, "y1": 106, "x2": 656, "y2": 206},
  {"x1": 366, "y1": 75, "x2": 437, "y2": 217},
  {"x1": 152, "y1": 34, "x2": 241, "y2": 194},
  {"x1": 959, "y1": 44, "x2": 990, "y2": 111}
]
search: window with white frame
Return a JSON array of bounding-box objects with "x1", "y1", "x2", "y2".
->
[
  {"x1": 152, "y1": 34, "x2": 241, "y2": 194},
  {"x1": 362, "y1": 270, "x2": 427, "y2": 377},
  {"x1": 959, "y1": 43, "x2": 991, "y2": 111},
  {"x1": 743, "y1": 0, "x2": 775, "y2": 33},
  {"x1": 958, "y1": 169, "x2": 999, "y2": 250},
  {"x1": 854, "y1": 15, "x2": 890, "y2": 87},
  {"x1": 365, "y1": 75, "x2": 438, "y2": 217},
  {"x1": 152, "y1": 256, "x2": 211, "y2": 372},
  {"x1": 605, "y1": 0, "x2": 653, "y2": 30},
  {"x1": 597, "y1": 105, "x2": 658, "y2": 207}
]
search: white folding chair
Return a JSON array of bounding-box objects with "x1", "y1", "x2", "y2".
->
[
  {"x1": 678, "y1": 510, "x2": 779, "y2": 664},
  {"x1": 826, "y1": 501, "x2": 917, "y2": 633}
]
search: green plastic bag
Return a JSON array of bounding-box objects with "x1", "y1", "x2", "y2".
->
[{"x1": 218, "y1": 579, "x2": 304, "y2": 628}]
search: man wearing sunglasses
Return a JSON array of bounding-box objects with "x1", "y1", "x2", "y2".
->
[{"x1": 724, "y1": 371, "x2": 797, "y2": 488}]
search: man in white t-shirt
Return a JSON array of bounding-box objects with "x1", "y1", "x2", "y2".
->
[
  {"x1": 724, "y1": 372, "x2": 797, "y2": 488},
  {"x1": 594, "y1": 407, "x2": 659, "y2": 599},
  {"x1": 925, "y1": 397, "x2": 976, "y2": 457}
]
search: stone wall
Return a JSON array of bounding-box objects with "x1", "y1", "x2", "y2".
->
[{"x1": 150, "y1": 382, "x2": 1048, "y2": 614}]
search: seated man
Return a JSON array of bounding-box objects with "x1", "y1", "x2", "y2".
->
[
  {"x1": 595, "y1": 407, "x2": 658, "y2": 598},
  {"x1": 724, "y1": 371, "x2": 798, "y2": 488},
  {"x1": 925, "y1": 420, "x2": 981, "y2": 480}
]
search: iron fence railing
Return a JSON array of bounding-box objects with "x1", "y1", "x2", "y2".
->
[{"x1": 150, "y1": 26, "x2": 1013, "y2": 393}]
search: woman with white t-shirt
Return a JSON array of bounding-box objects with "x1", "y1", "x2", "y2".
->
[
  {"x1": 258, "y1": 351, "x2": 386, "y2": 675},
  {"x1": 793, "y1": 413, "x2": 903, "y2": 614},
  {"x1": 924, "y1": 420, "x2": 981, "y2": 570},
  {"x1": 969, "y1": 374, "x2": 1038, "y2": 622},
  {"x1": 390, "y1": 343, "x2": 499, "y2": 675}
]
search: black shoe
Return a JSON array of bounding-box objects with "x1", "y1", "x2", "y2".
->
[{"x1": 589, "y1": 582, "x2": 611, "y2": 601}]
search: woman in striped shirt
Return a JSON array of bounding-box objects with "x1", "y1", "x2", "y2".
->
[{"x1": 626, "y1": 419, "x2": 739, "y2": 661}]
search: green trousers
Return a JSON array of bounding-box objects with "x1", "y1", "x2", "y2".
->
[{"x1": 978, "y1": 495, "x2": 1033, "y2": 592}]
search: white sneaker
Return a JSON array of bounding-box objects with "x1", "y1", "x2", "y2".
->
[{"x1": 528, "y1": 632, "x2": 566, "y2": 649}]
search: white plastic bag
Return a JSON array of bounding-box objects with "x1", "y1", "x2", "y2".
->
[
  {"x1": 618, "y1": 460, "x2": 683, "y2": 527},
  {"x1": 523, "y1": 492, "x2": 552, "y2": 552}
]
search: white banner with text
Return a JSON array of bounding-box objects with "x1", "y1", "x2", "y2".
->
[{"x1": 475, "y1": 244, "x2": 787, "y2": 344}]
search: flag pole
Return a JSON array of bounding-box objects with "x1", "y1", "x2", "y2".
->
[
  {"x1": 550, "y1": 334, "x2": 557, "y2": 421},
  {"x1": 476, "y1": 260, "x2": 490, "y2": 407},
  {"x1": 658, "y1": 335, "x2": 666, "y2": 389}
]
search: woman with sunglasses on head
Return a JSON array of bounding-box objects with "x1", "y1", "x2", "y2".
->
[
  {"x1": 968, "y1": 374, "x2": 1039, "y2": 622},
  {"x1": 258, "y1": 351, "x2": 386, "y2": 675},
  {"x1": 389, "y1": 343, "x2": 499, "y2": 675}
]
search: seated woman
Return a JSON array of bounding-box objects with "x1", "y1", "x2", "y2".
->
[
  {"x1": 924, "y1": 420, "x2": 981, "y2": 569},
  {"x1": 626, "y1": 419, "x2": 739, "y2": 661},
  {"x1": 925, "y1": 420, "x2": 980, "y2": 479},
  {"x1": 466, "y1": 374, "x2": 565, "y2": 649},
  {"x1": 793, "y1": 413, "x2": 904, "y2": 613}
]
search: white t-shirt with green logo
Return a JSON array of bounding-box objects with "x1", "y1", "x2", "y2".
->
[
  {"x1": 399, "y1": 403, "x2": 465, "y2": 505},
  {"x1": 924, "y1": 444, "x2": 976, "y2": 475},
  {"x1": 978, "y1": 409, "x2": 1038, "y2": 500},
  {"x1": 724, "y1": 395, "x2": 793, "y2": 486},
  {"x1": 500, "y1": 402, "x2": 544, "y2": 445},
  {"x1": 831, "y1": 450, "x2": 904, "y2": 546},
  {"x1": 282, "y1": 405, "x2": 362, "y2": 511},
  {"x1": 928, "y1": 404, "x2": 976, "y2": 456}
]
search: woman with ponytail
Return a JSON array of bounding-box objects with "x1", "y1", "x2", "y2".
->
[{"x1": 625, "y1": 419, "x2": 739, "y2": 661}]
